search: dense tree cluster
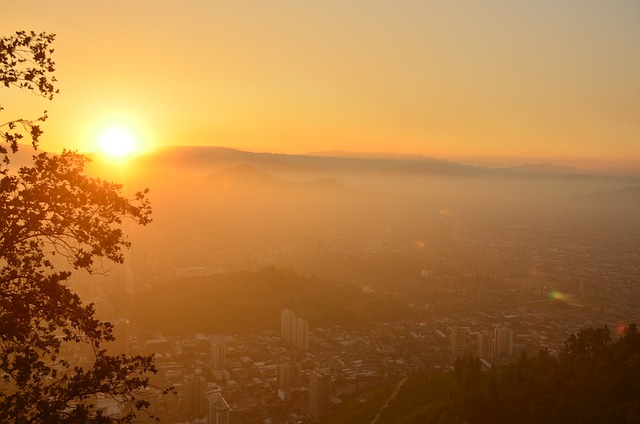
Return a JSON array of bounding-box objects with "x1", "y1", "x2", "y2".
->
[
  {"x1": 1, "y1": 31, "x2": 157, "y2": 422},
  {"x1": 373, "y1": 325, "x2": 640, "y2": 424}
]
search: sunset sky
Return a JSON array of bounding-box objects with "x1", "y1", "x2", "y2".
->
[{"x1": 2, "y1": 1, "x2": 639, "y2": 167}]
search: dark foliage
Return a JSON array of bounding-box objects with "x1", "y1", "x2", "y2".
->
[
  {"x1": 0, "y1": 31, "x2": 57, "y2": 169},
  {"x1": 1, "y1": 31, "x2": 158, "y2": 422}
]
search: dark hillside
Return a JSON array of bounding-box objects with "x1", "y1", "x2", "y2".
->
[{"x1": 132, "y1": 268, "x2": 408, "y2": 335}]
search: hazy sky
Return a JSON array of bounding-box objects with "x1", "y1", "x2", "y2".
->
[{"x1": 2, "y1": 1, "x2": 639, "y2": 167}]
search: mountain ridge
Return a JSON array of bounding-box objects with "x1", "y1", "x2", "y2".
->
[{"x1": 136, "y1": 145, "x2": 622, "y2": 179}]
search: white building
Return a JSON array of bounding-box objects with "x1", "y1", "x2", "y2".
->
[
  {"x1": 207, "y1": 392, "x2": 230, "y2": 424},
  {"x1": 448, "y1": 327, "x2": 470, "y2": 358},
  {"x1": 493, "y1": 326, "x2": 514, "y2": 358},
  {"x1": 294, "y1": 318, "x2": 309, "y2": 351},
  {"x1": 280, "y1": 309, "x2": 296, "y2": 343}
]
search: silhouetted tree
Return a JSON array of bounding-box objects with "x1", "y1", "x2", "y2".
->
[{"x1": 1, "y1": 31, "x2": 157, "y2": 423}]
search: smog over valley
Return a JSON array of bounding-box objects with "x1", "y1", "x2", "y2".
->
[{"x1": 2, "y1": 1, "x2": 640, "y2": 423}]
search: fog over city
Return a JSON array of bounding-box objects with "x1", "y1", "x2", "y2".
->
[
  {"x1": 62, "y1": 146, "x2": 639, "y2": 422},
  {"x1": 2, "y1": 1, "x2": 640, "y2": 422}
]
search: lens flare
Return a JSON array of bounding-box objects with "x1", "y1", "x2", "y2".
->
[{"x1": 549, "y1": 290, "x2": 566, "y2": 301}]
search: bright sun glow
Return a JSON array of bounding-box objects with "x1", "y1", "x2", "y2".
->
[{"x1": 96, "y1": 127, "x2": 140, "y2": 159}]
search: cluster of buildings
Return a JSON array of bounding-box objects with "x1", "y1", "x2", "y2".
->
[
  {"x1": 181, "y1": 375, "x2": 230, "y2": 424},
  {"x1": 86, "y1": 263, "x2": 637, "y2": 424},
  {"x1": 141, "y1": 311, "x2": 518, "y2": 422},
  {"x1": 86, "y1": 242, "x2": 639, "y2": 424},
  {"x1": 119, "y1": 310, "x2": 337, "y2": 422},
  {"x1": 448, "y1": 326, "x2": 514, "y2": 364},
  {"x1": 92, "y1": 294, "x2": 627, "y2": 424},
  {"x1": 280, "y1": 309, "x2": 309, "y2": 351},
  {"x1": 277, "y1": 310, "x2": 332, "y2": 419}
]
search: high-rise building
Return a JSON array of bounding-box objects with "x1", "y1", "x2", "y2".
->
[
  {"x1": 493, "y1": 326, "x2": 514, "y2": 358},
  {"x1": 207, "y1": 392, "x2": 231, "y2": 424},
  {"x1": 294, "y1": 318, "x2": 309, "y2": 351},
  {"x1": 184, "y1": 375, "x2": 206, "y2": 419},
  {"x1": 281, "y1": 309, "x2": 296, "y2": 343},
  {"x1": 281, "y1": 309, "x2": 310, "y2": 351},
  {"x1": 477, "y1": 330, "x2": 493, "y2": 360},
  {"x1": 211, "y1": 343, "x2": 226, "y2": 371},
  {"x1": 448, "y1": 327, "x2": 470, "y2": 358},
  {"x1": 309, "y1": 369, "x2": 331, "y2": 420},
  {"x1": 278, "y1": 363, "x2": 294, "y2": 391},
  {"x1": 278, "y1": 362, "x2": 300, "y2": 402}
]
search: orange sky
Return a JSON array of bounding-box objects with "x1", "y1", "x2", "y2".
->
[{"x1": 2, "y1": 1, "x2": 639, "y2": 167}]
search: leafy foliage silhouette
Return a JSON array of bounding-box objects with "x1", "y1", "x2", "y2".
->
[{"x1": 1, "y1": 31, "x2": 159, "y2": 422}]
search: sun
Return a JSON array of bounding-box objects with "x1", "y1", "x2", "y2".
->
[{"x1": 96, "y1": 127, "x2": 140, "y2": 160}]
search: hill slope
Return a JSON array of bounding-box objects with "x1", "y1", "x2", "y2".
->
[{"x1": 131, "y1": 268, "x2": 408, "y2": 335}]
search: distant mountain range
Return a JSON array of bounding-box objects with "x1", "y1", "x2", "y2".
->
[
  {"x1": 136, "y1": 145, "x2": 625, "y2": 179},
  {"x1": 202, "y1": 163, "x2": 349, "y2": 192},
  {"x1": 8, "y1": 143, "x2": 640, "y2": 180}
]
